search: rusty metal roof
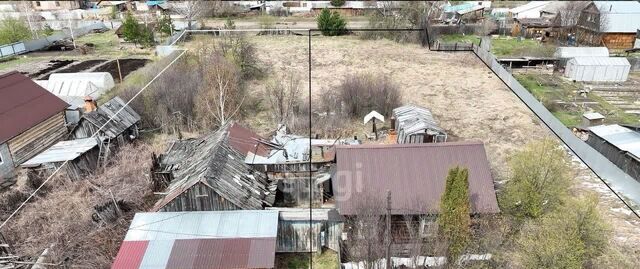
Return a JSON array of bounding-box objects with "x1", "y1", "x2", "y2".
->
[
  {"x1": 112, "y1": 211, "x2": 278, "y2": 269},
  {"x1": 333, "y1": 141, "x2": 500, "y2": 215},
  {"x1": 0, "y1": 71, "x2": 68, "y2": 143},
  {"x1": 228, "y1": 122, "x2": 270, "y2": 157}
]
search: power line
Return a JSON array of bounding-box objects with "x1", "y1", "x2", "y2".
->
[{"x1": 0, "y1": 49, "x2": 188, "y2": 230}]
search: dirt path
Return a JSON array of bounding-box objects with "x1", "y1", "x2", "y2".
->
[{"x1": 246, "y1": 35, "x2": 640, "y2": 255}]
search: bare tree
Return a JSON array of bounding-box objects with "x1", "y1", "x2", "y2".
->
[
  {"x1": 557, "y1": 1, "x2": 589, "y2": 28},
  {"x1": 195, "y1": 49, "x2": 244, "y2": 129},
  {"x1": 266, "y1": 73, "x2": 301, "y2": 125},
  {"x1": 173, "y1": 0, "x2": 213, "y2": 28},
  {"x1": 343, "y1": 195, "x2": 387, "y2": 269}
]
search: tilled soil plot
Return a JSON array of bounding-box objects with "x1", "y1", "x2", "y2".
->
[
  {"x1": 94, "y1": 58, "x2": 149, "y2": 82},
  {"x1": 245, "y1": 35, "x2": 640, "y2": 254}
]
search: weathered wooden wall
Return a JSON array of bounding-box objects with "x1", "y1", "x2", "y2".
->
[
  {"x1": 275, "y1": 177, "x2": 323, "y2": 208},
  {"x1": 158, "y1": 182, "x2": 242, "y2": 212},
  {"x1": 602, "y1": 33, "x2": 637, "y2": 50},
  {"x1": 276, "y1": 220, "x2": 342, "y2": 253},
  {"x1": 8, "y1": 112, "x2": 67, "y2": 165}
]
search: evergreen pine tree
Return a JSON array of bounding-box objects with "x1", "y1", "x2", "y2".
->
[{"x1": 122, "y1": 12, "x2": 141, "y2": 46}]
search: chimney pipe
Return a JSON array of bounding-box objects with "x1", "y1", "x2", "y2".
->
[
  {"x1": 390, "y1": 116, "x2": 396, "y2": 131},
  {"x1": 83, "y1": 96, "x2": 97, "y2": 113}
]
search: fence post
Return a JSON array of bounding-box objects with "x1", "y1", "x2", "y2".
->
[{"x1": 454, "y1": 42, "x2": 458, "y2": 51}]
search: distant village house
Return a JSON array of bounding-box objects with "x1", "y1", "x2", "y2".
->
[{"x1": 576, "y1": 1, "x2": 640, "y2": 49}]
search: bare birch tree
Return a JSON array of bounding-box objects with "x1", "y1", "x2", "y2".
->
[
  {"x1": 344, "y1": 195, "x2": 387, "y2": 269},
  {"x1": 173, "y1": 0, "x2": 214, "y2": 28},
  {"x1": 195, "y1": 50, "x2": 244, "y2": 129}
]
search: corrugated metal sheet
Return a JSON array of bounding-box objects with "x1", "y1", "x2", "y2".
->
[
  {"x1": 510, "y1": 1, "x2": 549, "y2": 14},
  {"x1": 113, "y1": 211, "x2": 278, "y2": 269},
  {"x1": 0, "y1": 71, "x2": 68, "y2": 144},
  {"x1": 589, "y1": 124, "x2": 640, "y2": 158},
  {"x1": 21, "y1": 137, "x2": 98, "y2": 166},
  {"x1": 228, "y1": 122, "x2": 270, "y2": 157},
  {"x1": 553, "y1": 47, "x2": 609, "y2": 58},
  {"x1": 111, "y1": 241, "x2": 148, "y2": 269},
  {"x1": 594, "y1": 1, "x2": 640, "y2": 33},
  {"x1": 333, "y1": 141, "x2": 500, "y2": 215},
  {"x1": 393, "y1": 105, "x2": 447, "y2": 144},
  {"x1": 570, "y1": 57, "x2": 630, "y2": 66}
]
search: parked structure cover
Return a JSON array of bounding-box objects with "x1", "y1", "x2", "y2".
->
[
  {"x1": 564, "y1": 57, "x2": 630, "y2": 82},
  {"x1": 48, "y1": 72, "x2": 115, "y2": 91},
  {"x1": 111, "y1": 211, "x2": 278, "y2": 269}
]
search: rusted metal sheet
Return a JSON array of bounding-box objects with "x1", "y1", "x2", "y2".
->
[
  {"x1": 334, "y1": 141, "x2": 500, "y2": 215},
  {"x1": 111, "y1": 240, "x2": 148, "y2": 269},
  {"x1": 228, "y1": 122, "x2": 270, "y2": 157},
  {"x1": 0, "y1": 71, "x2": 68, "y2": 144}
]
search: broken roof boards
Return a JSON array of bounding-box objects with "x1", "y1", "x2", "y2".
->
[
  {"x1": 112, "y1": 210, "x2": 278, "y2": 269},
  {"x1": 152, "y1": 122, "x2": 276, "y2": 212}
]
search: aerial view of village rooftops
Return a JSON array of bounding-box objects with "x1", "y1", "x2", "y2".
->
[{"x1": 0, "y1": 1, "x2": 639, "y2": 268}]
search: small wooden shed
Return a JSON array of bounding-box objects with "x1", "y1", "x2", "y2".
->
[
  {"x1": 70, "y1": 96, "x2": 140, "y2": 147},
  {"x1": 21, "y1": 138, "x2": 100, "y2": 181}
]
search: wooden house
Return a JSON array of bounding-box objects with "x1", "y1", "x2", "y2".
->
[
  {"x1": 70, "y1": 96, "x2": 140, "y2": 148},
  {"x1": 151, "y1": 122, "x2": 276, "y2": 212},
  {"x1": 576, "y1": 1, "x2": 640, "y2": 49},
  {"x1": 333, "y1": 142, "x2": 500, "y2": 259},
  {"x1": 21, "y1": 138, "x2": 100, "y2": 181},
  {"x1": 0, "y1": 71, "x2": 68, "y2": 181}
]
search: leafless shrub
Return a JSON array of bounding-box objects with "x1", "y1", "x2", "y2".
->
[
  {"x1": 335, "y1": 73, "x2": 401, "y2": 119},
  {"x1": 342, "y1": 195, "x2": 387, "y2": 268},
  {"x1": 4, "y1": 144, "x2": 154, "y2": 268},
  {"x1": 266, "y1": 73, "x2": 301, "y2": 125},
  {"x1": 215, "y1": 34, "x2": 262, "y2": 79}
]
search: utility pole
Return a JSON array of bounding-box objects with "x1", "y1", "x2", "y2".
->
[
  {"x1": 23, "y1": 1, "x2": 38, "y2": 39},
  {"x1": 386, "y1": 190, "x2": 392, "y2": 269},
  {"x1": 116, "y1": 59, "x2": 123, "y2": 82},
  {"x1": 68, "y1": 18, "x2": 76, "y2": 49}
]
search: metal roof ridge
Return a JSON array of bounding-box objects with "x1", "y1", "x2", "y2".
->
[{"x1": 336, "y1": 141, "x2": 484, "y2": 149}]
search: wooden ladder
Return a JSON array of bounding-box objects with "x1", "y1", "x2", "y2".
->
[{"x1": 97, "y1": 137, "x2": 112, "y2": 169}]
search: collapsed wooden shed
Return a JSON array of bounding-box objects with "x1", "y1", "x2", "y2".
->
[
  {"x1": 21, "y1": 138, "x2": 100, "y2": 181},
  {"x1": 151, "y1": 122, "x2": 277, "y2": 212}
]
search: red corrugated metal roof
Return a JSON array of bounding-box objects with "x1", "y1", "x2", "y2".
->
[
  {"x1": 165, "y1": 238, "x2": 276, "y2": 269},
  {"x1": 333, "y1": 141, "x2": 500, "y2": 215},
  {"x1": 111, "y1": 241, "x2": 148, "y2": 269},
  {"x1": 0, "y1": 71, "x2": 68, "y2": 143},
  {"x1": 228, "y1": 122, "x2": 270, "y2": 157}
]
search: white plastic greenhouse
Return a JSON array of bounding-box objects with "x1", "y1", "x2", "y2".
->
[
  {"x1": 564, "y1": 57, "x2": 630, "y2": 82},
  {"x1": 48, "y1": 72, "x2": 115, "y2": 91}
]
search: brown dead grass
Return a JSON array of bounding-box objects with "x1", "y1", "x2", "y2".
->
[{"x1": 3, "y1": 143, "x2": 155, "y2": 268}]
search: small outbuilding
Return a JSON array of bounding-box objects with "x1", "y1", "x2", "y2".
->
[
  {"x1": 70, "y1": 96, "x2": 141, "y2": 147},
  {"x1": 392, "y1": 105, "x2": 447, "y2": 144},
  {"x1": 0, "y1": 71, "x2": 68, "y2": 181},
  {"x1": 112, "y1": 210, "x2": 279, "y2": 269},
  {"x1": 269, "y1": 208, "x2": 343, "y2": 253},
  {"x1": 587, "y1": 124, "x2": 640, "y2": 182},
  {"x1": 553, "y1": 47, "x2": 609, "y2": 68},
  {"x1": 21, "y1": 138, "x2": 100, "y2": 181},
  {"x1": 34, "y1": 79, "x2": 103, "y2": 109},
  {"x1": 564, "y1": 57, "x2": 631, "y2": 82},
  {"x1": 582, "y1": 112, "x2": 605, "y2": 127}
]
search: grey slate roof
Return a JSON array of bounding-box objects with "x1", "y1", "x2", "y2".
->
[
  {"x1": 74, "y1": 96, "x2": 141, "y2": 139},
  {"x1": 153, "y1": 123, "x2": 276, "y2": 211}
]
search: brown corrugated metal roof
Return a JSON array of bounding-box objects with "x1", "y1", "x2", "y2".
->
[
  {"x1": 0, "y1": 71, "x2": 68, "y2": 143},
  {"x1": 333, "y1": 141, "x2": 500, "y2": 215},
  {"x1": 228, "y1": 122, "x2": 270, "y2": 157},
  {"x1": 167, "y1": 238, "x2": 276, "y2": 269}
]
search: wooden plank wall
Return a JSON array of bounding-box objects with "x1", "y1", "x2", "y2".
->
[
  {"x1": 603, "y1": 33, "x2": 636, "y2": 49},
  {"x1": 8, "y1": 113, "x2": 67, "y2": 165},
  {"x1": 275, "y1": 178, "x2": 323, "y2": 207},
  {"x1": 276, "y1": 220, "x2": 343, "y2": 253},
  {"x1": 159, "y1": 182, "x2": 242, "y2": 212}
]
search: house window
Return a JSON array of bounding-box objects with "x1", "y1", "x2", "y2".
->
[
  {"x1": 35, "y1": 1, "x2": 41, "y2": 7},
  {"x1": 419, "y1": 219, "x2": 437, "y2": 238},
  {"x1": 55, "y1": 1, "x2": 60, "y2": 7}
]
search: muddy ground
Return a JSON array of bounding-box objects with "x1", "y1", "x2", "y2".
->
[
  {"x1": 241, "y1": 35, "x2": 640, "y2": 256},
  {"x1": 1, "y1": 58, "x2": 149, "y2": 81}
]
